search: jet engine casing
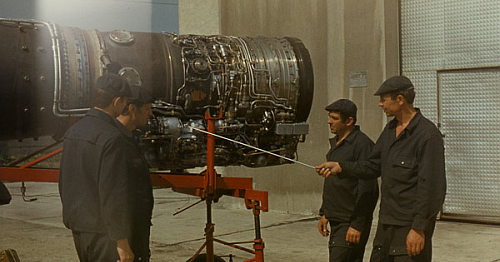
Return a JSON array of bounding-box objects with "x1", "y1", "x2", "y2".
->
[{"x1": 0, "y1": 18, "x2": 314, "y2": 169}]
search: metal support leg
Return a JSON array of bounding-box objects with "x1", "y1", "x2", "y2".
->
[
  {"x1": 252, "y1": 202, "x2": 265, "y2": 262},
  {"x1": 206, "y1": 199, "x2": 214, "y2": 262},
  {"x1": 254, "y1": 210, "x2": 261, "y2": 240},
  {"x1": 204, "y1": 109, "x2": 220, "y2": 262}
]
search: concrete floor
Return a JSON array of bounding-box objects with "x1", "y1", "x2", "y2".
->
[{"x1": 1, "y1": 182, "x2": 500, "y2": 262}]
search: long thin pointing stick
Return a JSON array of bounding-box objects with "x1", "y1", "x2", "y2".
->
[{"x1": 192, "y1": 127, "x2": 316, "y2": 169}]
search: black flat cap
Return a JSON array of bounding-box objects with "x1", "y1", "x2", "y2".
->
[
  {"x1": 325, "y1": 99, "x2": 357, "y2": 123},
  {"x1": 374, "y1": 76, "x2": 414, "y2": 96},
  {"x1": 94, "y1": 74, "x2": 132, "y2": 97},
  {"x1": 128, "y1": 86, "x2": 155, "y2": 105}
]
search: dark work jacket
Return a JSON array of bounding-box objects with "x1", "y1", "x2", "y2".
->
[
  {"x1": 116, "y1": 122, "x2": 154, "y2": 230},
  {"x1": 59, "y1": 109, "x2": 153, "y2": 241},
  {"x1": 319, "y1": 126, "x2": 378, "y2": 231},
  {"x1": 339, "y1": 109, "x2": 446, "y2": 230}
]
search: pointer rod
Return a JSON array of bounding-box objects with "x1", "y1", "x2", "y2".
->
[{"x1": 192, "y1": 127, "x2": 315, "y2": 169}]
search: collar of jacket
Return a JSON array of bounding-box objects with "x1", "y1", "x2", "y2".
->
[
  {"x1": 388, "y1": 108, "x2": 422, "y2": 135},
  {"x1": 86, "y1": 108, "x2": 118, "y2": 126},
  {"x1": 87, "y1": 108, "x2": 134, "y2": 138},
  {"x1": 329, "y1": 125, "x2": 361, "y2": 148},
  {"x1": 115, "y1": 119, "x2": 134, "y2": 138}
]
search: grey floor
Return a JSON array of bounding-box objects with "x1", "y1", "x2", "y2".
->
[{"x1": 1, "y1": 182, "x2": 500, "y2": 262}]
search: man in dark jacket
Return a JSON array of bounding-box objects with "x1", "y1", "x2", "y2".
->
[
  {"x1": 318, "y1": 99, "x2": 379, "y2": 262},
  {"x1": 116, "y1": 86, "x2": 155, "y2": 261},
  {"x1": 59, "y1": 74, "x2": 146, "y2": 262},
  {"x1": 316, "y1": 76, "x2": 447, "y2": 262}
]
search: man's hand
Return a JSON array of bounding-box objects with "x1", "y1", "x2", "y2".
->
[
  {"x1": 116, "y1": 238, "x2": 134, "y2": 262},
  {"x1": 406, "y1": 229, "x2": 425, "y2": 257},
  {"x1": 315, "y1": 162, "x2": 342, "y2": 178},
  {"x1": 345, "y1": 227, "x2": 361, "y2": 244},
  {"x1": 318, "y1": 215, "x2": 329, "y2": 237}
]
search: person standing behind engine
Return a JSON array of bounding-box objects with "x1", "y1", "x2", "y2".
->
[
  {"x1": 318, "y1": 99, "x2": 379, "y2": 262},
  {"x1": 116, "y1": 86, "x2": 155, "y2": 261}
]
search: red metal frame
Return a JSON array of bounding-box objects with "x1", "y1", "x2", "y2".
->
[{"x1": 0, "y1": 110, "x2": 268, "y2": 262}]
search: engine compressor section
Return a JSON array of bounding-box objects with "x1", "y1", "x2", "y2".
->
[{"x1": 0, "y1": 18, "x2": 314, "y2": 170}]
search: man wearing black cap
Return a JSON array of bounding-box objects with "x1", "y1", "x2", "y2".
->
[
  {"x1": 316, "y1": 76, "x2": 446, "y2": 261},
  {"x1": 59, "y1": 74, "x2": 137, "y2": 262},
  {"x1": 118, "y1": 87, "x2": 155, "y2": 132},
  {"x1": 318, "y1": 99, "x2": 378, "y2": 262},
  {"x1": 116, "y1": 86, "x2": 155, "y2": 262}
]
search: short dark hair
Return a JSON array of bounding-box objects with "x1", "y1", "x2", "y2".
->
[
  {"x1": 390, "y1": 88, "x2": 416, "y2": 104},
  {"x1": 325, "y1": 99, "x2": 357, "y2": 124}
]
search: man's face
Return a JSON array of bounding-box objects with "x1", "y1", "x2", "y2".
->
[
  {"x1": 133, "y1": 103, "x2": 153, "y2": 128},
  {"x1": 378, "y1": 93, "x2": 401, "y2": 117},
  {"x1": 327, "y1": 111, "x2": 348, "y2": 135}
]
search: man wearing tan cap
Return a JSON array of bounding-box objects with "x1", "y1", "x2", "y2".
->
[{"x1": 316, "y1": 76, "x2": 446, "y2": 261}]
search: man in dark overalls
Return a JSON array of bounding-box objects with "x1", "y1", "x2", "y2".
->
[
  {"x1": 318, "y1": 99, "x2": 379, "y2": 262},
  {"x1": 316, "y1": 76, "x2": 447, "y2": 262},
  {"x1": 117, "y1": 86, "x2": 155, "y2": 261},
  {"x1": 60, "y1": 74, "x2": 153, "y2": 262}
]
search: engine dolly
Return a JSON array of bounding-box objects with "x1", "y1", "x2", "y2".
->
[{"x1": 0, "y1": 111, "x2": 268, "y2": 262}]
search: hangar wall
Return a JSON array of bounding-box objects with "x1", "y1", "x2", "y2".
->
[{"x1": 179, "y1": 0, "x2": 399, "y2": 214}]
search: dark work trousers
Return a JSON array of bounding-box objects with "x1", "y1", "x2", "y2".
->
[
  {"x1": 72, "y1": 227, "x2": 151, "y2": 262},
  {"x1": 130, "y1": 224, "x2": 152, "y2": 262},
  {"x1": 370, "y1": 222, "x2": 436, "y2": 262},
  {"x1": 328, "y1": 221, "x2": 372, "y2": 262},
  {"x1": 72, "y1": 231, "x2": 119, "y2": 262}
]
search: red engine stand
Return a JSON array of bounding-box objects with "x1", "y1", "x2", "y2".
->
[{"x1": 0, "y1": 110, "x2": 268, "y2": 262}]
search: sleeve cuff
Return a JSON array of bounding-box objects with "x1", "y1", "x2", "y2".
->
[
  {"x1": 338, "y1": 161, "x2": 348, "y2": 178},
  {"x1": 411, "y1": 216, "x2": 428, "y2": 230},
  {"x1": 350, "y1": 217, "x2": 366, "y2": 231},
  {"x1": 319, "y1": 206, "x2": 325, "y2": 216},
  {"x1": 109, "y1": 228, "x2": 130, "y2": 241}
]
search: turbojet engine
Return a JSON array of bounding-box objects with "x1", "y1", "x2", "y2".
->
[{"x1": 0, "y1": 18, "x2": 314, "y2": 169}]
